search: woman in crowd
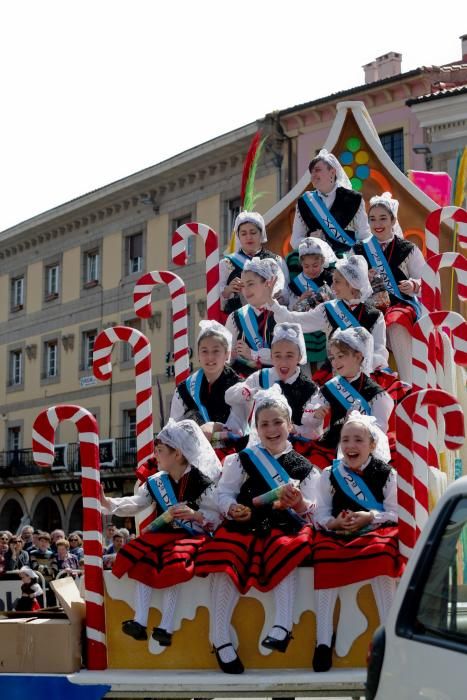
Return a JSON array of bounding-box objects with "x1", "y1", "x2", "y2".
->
[{"x1": 4, "y1": 534, "x2": 29, "y2": 571}]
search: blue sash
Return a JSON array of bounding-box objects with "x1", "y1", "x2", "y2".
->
[
  {"x1": 258, "y1": 368, "x2": 276, "y2": 389},
  {"x1": 362, "y1": 236, "x2": 421, "y2": 318},
  {"x1": 324, "y1": 300, "x2": 360, "y2": 329},
  {"x1": 331, "y1": 459, "x2": 384, "y2": 512},
  {"x1": 185, "y1": 370, "x2": 210, "y2": 422},
  {"x1": 325, "y1": 375, "x2": 371, "y2": 415},
  {"x1": 292, "y1": 273, "x2": 320, "y2": 295},
  {"x1": 146, "y1": 471, "x2": 197, "y2": 535},
  {"x1": 243, "y1": 446, "x2": 291, "y2": 489},
  {"x1": 225, "y1": 250, "x2": 250, "y2": 271},
  {"x1": 236, "y1": 305, "x2": 268, "y2": 350},
  {"x1": 302, "y1": 191, "x2": 355, "y2": 248}
]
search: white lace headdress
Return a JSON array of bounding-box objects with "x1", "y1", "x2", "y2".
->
[
  {"x1": 272, "y1": 322, "x2": 307, "y2": 365},
  {"x1": 340, "y1": 410, "x2": 391, "y2": 463},
  {"x1": 298, "y1": 237, "x2": 337, "y2": 267},
  {"x1": 368, "y1": 191, "x2": 403, "y2": 238},
  {"x1": 335, "y1": 255, "x2": 372, "y2": 300},
  {"x1": 157, "y1": 418, "x2": 221, "y2": 481},
  {"x1": 197, "y1": 320, "x2": 232, "y2": 359},
  {"x1": 329, "y1": 326, "x2": 374, "y2": 375},
  {"x1": 311, "y1": 148, "x2": 352, "y2": 190},
  {"x1": 243, "y1": 256, "x2": 285, "y2": 297}
]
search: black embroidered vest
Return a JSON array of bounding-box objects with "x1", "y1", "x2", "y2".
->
[
  {"x1": 178, "y1": 366, "x2": 242, "y2": 425},
  {"x1": 297, "y1": 188, "x2": 362, "y2": 255},
  {"x1": 329, "y1": 457, "x2": 392, "y2": 516}
]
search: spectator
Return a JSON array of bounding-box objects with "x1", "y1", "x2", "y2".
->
[
  {"x1": 5, "y1": 535, "x2": 29, "y2": 571},
  {"x1": 50, "y1": 529, "x2": 65, "y2": 554},
  {"x1": 104, "y1": 522, "x2": 117, "y2": 548},
  {"x1": 103, "y1": 531, "x2": 125, "y2": 569},
  {"x1": 30, "y1": 532, "x2": 58, "y2": 584},
  {"x1": 68, "y1": 532, "x2": 84, "y2": 560},
  {"x1": 20, "y1": 526, "x2": 35, "y2": 553},
  {"x1": 32, "y1": 530, "x2": 42, "y2": 549},
  {"x1": 54, "y1": 539, "x2": 79, "y2": 576},
  {"x1": 118, "y1": 527, "x2": 131, "y2": 544},
  {"x1": 0, "y1": 534, "x2": 9, "y2": 577}
]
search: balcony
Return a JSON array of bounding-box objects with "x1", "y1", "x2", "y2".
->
[{"x1": 0, "y1": 436, "x2": 143, "y2": 484}]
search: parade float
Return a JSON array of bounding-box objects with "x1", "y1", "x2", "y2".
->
[{"x1": 1, "y1": 101, "x2": 466, "y2": 699}]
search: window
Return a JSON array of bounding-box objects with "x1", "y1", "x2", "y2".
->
[
  {"x1": 123, "y1": 409, "x2": 136, "y2": 452},
  {"x1": 82, "y1": 330, "x2": 97, "y2": 370},
  {"x1": 380, "y1": 129, "x2": 404, "y2": 171},
  {"x1": 126, "y1": 232, "x2": 143, "y2": 275},
  {"x1": 397, "y1": 496, "x2": 467, "y2": 654},
  {"x1": 122, "y1": 318, "x2": 142, "y2": 363},
  {"x1": 8, "y1": 427, "x2": 21, "y2": 452},
  {"x1": 45, "y1": 263, "x2": 60, "y2": 298},
  {"x1": 171, "y1": 214, "x2": 194, "y2": 263},
  {"x1": 45, "y1": 340, "x2": 58, "y2": 378},
  {"x1": 11, "y1": 276, "x2": 24, "y2": 311},
  {"x1": 9, "y1": 350, "x2": 23, "y2": 386},
  {"x1": 223, "y1": 196, "x2": 241, "y2": 247},
  {"x1": 84, "y1": 249, "x2": 100, "y2": 286}
]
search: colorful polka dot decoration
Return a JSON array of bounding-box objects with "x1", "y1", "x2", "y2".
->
[{"x1": 339, "y1": 138, "x2": 373, "y2": 191}]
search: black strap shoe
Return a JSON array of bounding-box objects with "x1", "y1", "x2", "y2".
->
[
  {"x1": 312, "y1": 643, "x2": 333, "y2": 672},
  {"x1": 152, "y1": 627, "x2": 173, "y2": 646},
  {"x1": 122, "y1": 619, "x2": 148, "y2": 641},
  {"x1": 213, "y1": 643, "x2": 245, "y2": 674},
  {"x1": 261, "y1": 625, "x2": 293, "y2": 653}
]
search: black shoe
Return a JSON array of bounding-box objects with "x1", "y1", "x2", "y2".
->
[
  {"x1": 261, "y1": 625, "x2": 293, "y2": 653},
  {"x1": 213, "y1": 643, "x2": 245, "y2": 674},
  {"x1": 152, "y1": 627, "x2": 172, "y2": 646},
  {"x1": 312, "y1": 643, "x2": 333, "y2": 672},
  {"x1": 122, "y1": 619, "x2": 148, "y2": 641}
]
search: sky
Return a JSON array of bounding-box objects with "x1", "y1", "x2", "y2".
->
[{"x1": 0, "y1": 1, "x2": 464, "y2": 232}]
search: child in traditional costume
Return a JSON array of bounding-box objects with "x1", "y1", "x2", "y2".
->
[
  {"x1": 195, "y1": 386, "x2": 320, "y2": 674},
  {"x1": 14, "y1": 566, "x2": 43, "y2": 612},
  {"x1": 312, "y1": 412, "x2": 402, "y2": 672},
  {"x1": 290, "y1": 149, "x2": 370, "y2": 256},
  {"x1": 302, "y1": 327, "x2": 394, "y2": 468},
  {"x1": 170, "y1": 320, "x2": 249, "y2": 455},
  {"x1": 352, "y1": 192, "x2": 424, "y2": 384},
  {"x1": 268, "y1": 255, "x2": 389, "y2": 382},
  {"x1": 225, "y1": 322, "x2": 317, "y2": 442},
  {"x1": 220, "y1": 211, "x2": 289, "y2": 314},
  {"x1": 226, "y1": 256, "x2": 284, "y2": 377},
  {"x1": 100, "y1": 419, "x2": 221, "y2": 646},
  {"x1": 288, "y1": 237, "x2": 336, "y2": 367}
]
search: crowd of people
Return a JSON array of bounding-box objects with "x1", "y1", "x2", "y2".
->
[{"x1": 4, "y1": 150, "x2": 425, "y2": 673}]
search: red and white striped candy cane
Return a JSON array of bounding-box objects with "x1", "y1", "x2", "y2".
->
[
  {"x1": 172, "y1": 222, "x2": 221, "y2": 322},
  {"x1": 396, "y1": 389, "x2": 465, "y2": 561},
  {"x1": 32, "y1": 405, "x2": 107, "y2": 669},
  {"x1": 421, "y1": 252, "x2": 467, "y2": 315},
  {"x1": 93, "y1": 326, "x2": 154, "y2": 470},
  {"x1": 425, "y1": 206, "x2": 467, "y2": 258},
  {"x1": 134, "y1": 270, "x2": 190, "y2": 385}
]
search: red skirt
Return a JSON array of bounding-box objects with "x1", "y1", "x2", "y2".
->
[
  {"x1": 31, "y1": 598, "x2": 41, "y2": 611},
  {"x1": 292, "y1": 438, "x2": 336, "y2": 470},
  {"x1": 195, "y1": 524, "x2": 314, "y2": 594},
  {"x1": 313, "y1": 526, "x2": 404, "y2": 589},
  {"x1": 112, "y1": 531, "x2": 207, "y2": 588},
  {"x1": 385, "y1": 303, "x2": 416, "y2": 332}
]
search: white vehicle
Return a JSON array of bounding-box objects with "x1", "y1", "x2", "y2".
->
[{"x1": 367, "y1": 475, "x2": 467, "y2": 700}]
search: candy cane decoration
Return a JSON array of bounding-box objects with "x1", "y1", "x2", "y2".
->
[
  {"x1": 134, "y1": 270, "x2": 190, "y2": 385},
  {"x1": 93, "y1": 326, "x2": 154, "y2": 470},
  {"x1": 425, "y1": 206, "x2": 467, "y2": 257},
  {"x1": 421, "y1": 252, "x2": 467, "y2": 315},
  {"x1": 172, "y1": 222, "x2": 221, "y2": 322},
  {"x1": 396, "y1": 389, "x2": 465, "y2": 561},
  {"x1": 32, "y1": 406, "x2": 107, "y2": 669}
]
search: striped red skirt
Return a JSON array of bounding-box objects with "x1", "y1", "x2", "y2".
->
[
  {"x1": 313, "y1": 526, "x2": 404, "y2": 589},
  {"x1": 112, "y1": 531, "x2": 207, "y2": 588},
  {"x1": 385, "y1": 303, "x2": 416, "y2": 332},
  {"x1": 195, "y1": 524, "x2": 314, "y2": 594},
  {"x1": 292, "y1": 438, "x2": 335, "y2": 470}
]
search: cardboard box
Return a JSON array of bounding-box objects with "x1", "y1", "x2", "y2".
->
[{"x1": 0, "y1": 576, "x2": 85, "y2": 673}]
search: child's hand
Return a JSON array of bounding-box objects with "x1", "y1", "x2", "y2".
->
[
  {"x1": 344, "y1": 511, "x2": 374, "y2": 532},
  {"x1": 225, "y1": 277, "x2": 243, "y2": 296},
  {"x1": 398, "y1": 279, "x2": 415, "y2": 294},
  {"x1": 299, "y1": 291, "x2": 314, "y2": 301},
  {"x1": 313, "y1": 405, "x2": 330, "y2": 420},
  {"x1": 228, "y1": 504, "x2": 252, "y2": 522},
  {"x1": 273, "y1": 484, "x2": 304, "y2": 511},
  {"x1": 170, "y1": 503, "x2": 203, "y2": 523},
  {"x1": 235, "y1": 340, "x2": 252, "y2": 359},
  {"x1": 99, "y1": 485, "x2": 111, "y2": 509}
]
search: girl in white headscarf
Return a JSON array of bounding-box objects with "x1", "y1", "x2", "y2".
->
[
  {"x1": 291, "y1": 149, "x2": 370, "y2": 254},
  {"x1": 226, "y1": 256, "x2": 285, "y2": 376},
  {"x1": 267, "y1": 255, "x2": 389, "y2": 375},
  {"x1": 225, "y1": 322, "x2": 318, "y2": 440},
  {"x1": 220, "y1": 211, "x2": 289, "y2": 314},
  {"x1": 170, "y1": 320, "x2": 249, "y2": 453},
  {"x1": 301, "y1": 327, "x2": 394, "y2": 469},
  {"x1": 312, "y1": 412, "x2": 402, "y2": 672},
  {"x1": 352, "y1": 192, "x2": 425, "y2": 384},
  {"x1": 100, "y1": 419, "x2": 221, "y2": 647},
  {"x1": 195, "y1": 386, "x2": 320, "y2": 674}
]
